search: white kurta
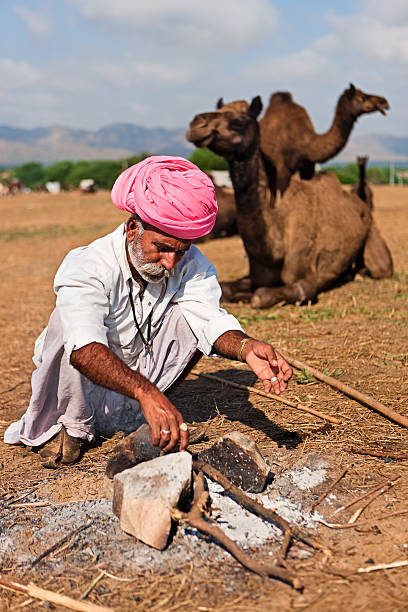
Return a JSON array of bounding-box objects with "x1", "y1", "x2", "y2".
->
[{"x1": 5, "y1": 224, "x2": 242, "y2": 446}]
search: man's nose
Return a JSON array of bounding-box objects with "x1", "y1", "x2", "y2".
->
[{"x1": 161, "y1": 252, "x2": 177, "y2": 270}]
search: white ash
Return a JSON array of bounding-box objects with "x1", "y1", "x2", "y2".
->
[
  {"x1": 0, "y1": 455, "x2": 331, "y2": 572},
  {"x1": 288, "y1": 466, "x2": 327, "y2": 491}
]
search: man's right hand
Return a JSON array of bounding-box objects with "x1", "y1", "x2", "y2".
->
[
  {"x1": 137, "y1": 383, "x2": 189, "y2": 452},
  {"x1": 71, "y1": 342, "x2": 188, "y2": 452}
]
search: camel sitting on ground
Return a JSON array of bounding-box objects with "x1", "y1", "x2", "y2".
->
[
  {"x1": 351, "y1": 156, "x2": 373, "y2": 209},
  {"x1": 259, "y1": 84, "x2": 389, "y2": 197},
  {"x1": 195, "y1": 184, "x2": 237, "y2": 242},
  {"x1": 350, "y1": 156, "x2": 393, "y2": 278},
  {"x1": 187, "y1": 97, "x2": 389, "y2": 307}
]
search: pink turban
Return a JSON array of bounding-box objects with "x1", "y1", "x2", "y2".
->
[{"x1": 111, "y1": 156, "x2": 218, "y2": 239}]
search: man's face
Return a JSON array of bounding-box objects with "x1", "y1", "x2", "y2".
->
[{"x1": 126, "y1": 218, "x2": 191, "y2": 283}]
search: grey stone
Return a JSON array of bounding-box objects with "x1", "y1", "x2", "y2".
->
[
  {"x1": 113, "y1": 451, "x2": 192, "y2": 549},
  {"x1": 105, "y1": 424, "x2": 161, "y2": 480},
  {"x1": 198, "y1": 431, "x2": 270, "y2": 493}
]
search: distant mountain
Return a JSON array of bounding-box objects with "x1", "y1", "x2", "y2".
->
[
  {"x1": 0, "y1": 123, "x2": 194, "y2": 166},
  {"x1": 0, "y1": 122, "x2": 407, "y2": 167},
  {"x1": 331, "y1": 133, "x2": 408, "y2": 164}
]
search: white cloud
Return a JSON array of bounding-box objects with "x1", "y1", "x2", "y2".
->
[
  {"x1": 92, "y1": 59, "x2": 195, "y2": 88},
  {"x1": 0, "y1": 59, "x2": 41, "y2": 89},
  {"x1": 68, "y1": 0, "x2": 279, "y2": 52},
  {"x1": 14, "y1": 5, "x2": 52, "y2": 38}
]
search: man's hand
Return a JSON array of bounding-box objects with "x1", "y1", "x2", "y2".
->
[
  {"x1": 241, "y1": 339, "x2": 292, "y2": 395},
  {"x1": 137, "y1": 383, "x2": 189, "y2": 452},
  {"x1": 71, "y1": 342, "x2": 188, "y2": 452}
]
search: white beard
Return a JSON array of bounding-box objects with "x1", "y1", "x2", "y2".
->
[{"x1": 128, "y1": 236, "x2": 174, "y2": 283}]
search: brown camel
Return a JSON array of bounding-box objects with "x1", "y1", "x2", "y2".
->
[
  {"x1": 351, "y1": 156, "x2": 373, "y2": 209},
  {"x1": 195, "y1": 184, "x2": 237, "y2": 242},
  {"x1": 259, "y1": 84, "x2": 389, "y2": 196},
  {"x1": 350, "y1": 156, "x2": 394, "y2": 278},
  {"x1": 187, "y1": 97, "x2": 381, "y2": 308}
]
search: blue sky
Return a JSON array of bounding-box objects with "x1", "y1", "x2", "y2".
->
[{"x1": 1, "y1": 0, "x2": 407, "y2": 138}]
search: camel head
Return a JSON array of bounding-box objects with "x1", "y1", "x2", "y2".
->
[
  {"x1": 343, "y1": 84, "x2": 390, "y2": 117},
  {"x1": 186, "y1": 96, "x2": 263, "y2": 158},
  {"x1": 357, "y1": 155, "x2": 369, "y2": 166}
]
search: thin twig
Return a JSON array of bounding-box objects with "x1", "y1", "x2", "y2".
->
[
  {"x1": 0, "y1": 381, "x2": 28, "y2": 395},
  {"x1": 0, "y1": 573, "x2": 113, "y2": 611},
  {"x1": 173, "y1": 471, "x2": 302, "y2": 589},
  {"x1": 349, "y1": 448, "x2": 408, "y2": 460},
  {"x1": 31, "y1": 520, "x2": 93, "y2": 567},
  {"x1": 80, "y1": 571, "x2": 104, "y2": 600},
  {"x1": 279, "y1": 351, "x2": 408, "y2": 430},
  {"x1": 308, "y1": 468, "x2": 347, "y2": 513},
  {"x1": 190, "y1": 369, "x2": 340, "y2": 424},
  {"x1": 194, "y1": 459, "x2": 330, "y2": 556},
  {"x1": 318, "y1": 508, "x2": 408, "y2": 529},
  {"x1": 332, "y1": 476, "x2": 401, "y2": 516},
  {"x1": 8, "y1": 486, "x2": 40, "y2": 505},
  {"x1": 347, "y1": 478, "x2": 400, "y2": 524},
  {"x1": 356, "y1": 560, "x2": 408, "y2": 574},
  {"x1": 11, "y1": 502, "x2": 50, "y2": 508},
  {"x1": 98, "y1": 569, "x2": 133, "y2": 582}
]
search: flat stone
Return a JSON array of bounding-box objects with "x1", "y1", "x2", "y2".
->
[
  {"x1": 113, "y1": 451, "x2": 192, "y2": 550},
  {"x1": 198, "y1": 431, "x2": 270, "y2": 493}
]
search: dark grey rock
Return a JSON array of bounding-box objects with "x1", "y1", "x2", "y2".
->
[{"x1": 198, "y1": 432, "x2": 270, "y2": 493}]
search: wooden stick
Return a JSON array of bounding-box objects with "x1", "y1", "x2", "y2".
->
[
  {"x1": 194, "y1": 460, "x2": 331, "y2": 556},
  {"x1": 332, "y1": 477, "x2": 401, "y2": 516},
  {"x1": 308, "y1": 468, "x2": 347, "y2": 514},
  {"x1": 31, "y1": 520, "x2": 93, "y2": 567},
  {"x1": 0, "y1": 574, "x2": 113, "y2": 612},
  {"x1": 190, "y1": 369, "x2": 340, "y2": 424},
  {"x1": 349, "y1": 448, "x2": 408, "y2": 460},
  {"x1": 279, "y1": 351, "x2": 408, "y2": 429},
  {"x1": 172, "y1": 472, "x2": 302, "y2": 589}
]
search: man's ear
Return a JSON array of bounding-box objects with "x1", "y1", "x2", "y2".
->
[{"x1": 126, "y1": 217, "x2": 139, "y2": 242}]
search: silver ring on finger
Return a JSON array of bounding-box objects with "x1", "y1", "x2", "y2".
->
[
  {"x1": 271, "y1": 376, "x2": 278, "y2": 383},
  {"x1": 161, "y1": 429, "x2": 171, "y2": 436}
]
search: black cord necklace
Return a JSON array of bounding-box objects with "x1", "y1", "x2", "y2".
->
[{"x1": 128, "y1": 279, "x2": 152, "y2": 352}]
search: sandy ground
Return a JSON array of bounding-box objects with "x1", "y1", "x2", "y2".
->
[{"x1": 0, "y1": 186, "x2": 407, "y2": 611}]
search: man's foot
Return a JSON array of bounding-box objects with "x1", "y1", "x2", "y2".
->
[
  {"x1": 38, "y1": 428, "x2": 85, "y2": 469},
  {"x1": 105, "y1": 422, "x2": 208, "y2": 479}
]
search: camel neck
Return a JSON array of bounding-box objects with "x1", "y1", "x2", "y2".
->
[
  {"x1": 226, "y1": 144, "x2": 282, "y2": 261},
  {"x1": 307, "y1": 96, "x2": 357, "y2": 163},
  {"x1": 358, "y1": 160, "x2": 367, "y2": 200}
]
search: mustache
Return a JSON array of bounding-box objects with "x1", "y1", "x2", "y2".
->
[
  {"x1": 128, "y1": 239, "x2": 174, "y2": 281},
  {"x1": 138, "y1": 262, "x2": 173, "y2": 278}
]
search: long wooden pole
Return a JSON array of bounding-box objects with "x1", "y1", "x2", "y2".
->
[
  {"x1": 279, "y1": 351, "x2": 408, "y2": 430},
  {"x1": 0, "y1": 574, "x2": 113, "y2": 612},
  {"x1": 190, "y1": 369, "x2": 340, "y2": 424}
]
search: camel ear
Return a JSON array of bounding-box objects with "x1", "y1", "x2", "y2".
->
[
  {"x1": 216, "y1": 98, "x2": 224, "y2": 109},
  {"x1": 249, "y1": 95, "x2": 263, "y2": 119},
  {"x1": 347, "y1": 83, "x2": 356, "y2": 98}
]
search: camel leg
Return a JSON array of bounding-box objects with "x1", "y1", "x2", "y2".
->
[
  {"x1": 299, "y1": 161, "x2": 315, "y2": 181},
  {"x1": 220, "y1": 276, "x2": 252, "y2": 302},
  {"x1": 251, "y1": 277, "x2": 318, "y2": 309},
  {"x1": 363, "y1": 223, "x2": 393, "y2": 279}
]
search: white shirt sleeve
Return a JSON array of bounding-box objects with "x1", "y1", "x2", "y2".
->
[
  {"x1": 175, "y1": 247, "x2": 243, "y2": 355},
  {"x1": 54, "y1": 247, "x2": 112, "y2": 358}
]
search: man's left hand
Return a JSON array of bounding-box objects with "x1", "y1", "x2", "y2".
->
[{"x1": 241, "y1": 340, "x2": 292, "y2": 395}]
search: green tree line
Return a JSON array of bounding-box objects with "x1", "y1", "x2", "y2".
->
[{"x1": 3, "y1": 150, "x2": 405, "y2": 190}]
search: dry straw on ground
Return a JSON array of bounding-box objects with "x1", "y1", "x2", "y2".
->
[{"x1": 0, "y1": 186, "x2": 407, "y2": 611}]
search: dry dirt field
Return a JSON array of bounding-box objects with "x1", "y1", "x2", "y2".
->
[{"x1": 0, "y1": 186, "x2": 407, "y2": 611}]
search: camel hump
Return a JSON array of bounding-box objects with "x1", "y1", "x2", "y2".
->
[{"x1": 269, "y1": 92, "x2": 293, "y2": 104}]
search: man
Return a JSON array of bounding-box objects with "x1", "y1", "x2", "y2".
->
[{"x1": 5, "y1": 156, "x2": 292, "y2": 467}]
